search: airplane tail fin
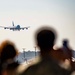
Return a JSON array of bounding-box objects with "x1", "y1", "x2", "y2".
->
[{"x1": 12, "y1": 21, "x2": 14, "y2": 26}]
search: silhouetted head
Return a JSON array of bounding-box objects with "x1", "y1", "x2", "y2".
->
[
  {"x1": 0, "y1": 40, "x2": 18, "y2": 62},
  {"x1": 35, "y1": 26, "x2": 57, "y2": 52},
  {"x1": 62, "y1": 39, "x2": 69, "y2": 47}
]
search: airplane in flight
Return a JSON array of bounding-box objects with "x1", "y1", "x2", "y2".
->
[{"x1": 0, "y1": 21, "x2": 30, "y2": 31}]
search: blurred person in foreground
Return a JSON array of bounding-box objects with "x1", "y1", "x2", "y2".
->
[
  {"x1": 19, "y1": 26, "x2": 71, "y2": 75},
  {"x1": 0, "y1": 40, "x2": 19, "y2": 75},
  {"x1": 58, "y1": 39, "x2": 75, "y2": 70},
  {"x1": 61, "y1": 39, "x2": 72, "y2": 61}
]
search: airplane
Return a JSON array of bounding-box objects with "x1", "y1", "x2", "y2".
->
[{"x1": 0, "y1": 21, "x2": 30, "y2": 31}]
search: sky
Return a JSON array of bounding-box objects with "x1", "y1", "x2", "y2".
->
[{"x1": 0, "y1": 0, "x2": 75, "y2": 52}]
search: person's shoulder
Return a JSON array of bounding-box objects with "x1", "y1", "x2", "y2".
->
[
  {"x1": 7, "y1": 61, "x2": 19, "y2": 70},
  {"x1": 19, "y1": 63, "x2": 39, "y2": 75}
]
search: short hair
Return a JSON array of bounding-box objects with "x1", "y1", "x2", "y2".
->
[
  {"x1": 0, "y1": 40, "x2": 18, "y2": 62},
  {"x1": 62, "y1": 39, "x2": 69, "y2": 46},
  {"x1": 35, "y1": 26, "x2": 57, "y2": 50}
]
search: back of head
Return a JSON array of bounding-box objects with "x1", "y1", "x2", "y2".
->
[
  {"x1": 62, "y1": 39, "x2": 69, "y2": 47},
  {"x1": 35, "y1": 26, "x2": 57, "y2": 51},
  {"x1": 0, "y1": 40, "x2": 18, "y2": 62}
]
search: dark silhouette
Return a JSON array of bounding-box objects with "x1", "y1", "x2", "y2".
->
[
  {"x1": 51, "y1": 40, "x2": 71, "y2": 65},
  {"x1": 58, "y1": 39, "x2": 75, "y2": 70},
  {"x1": 61, "y1": 39, "x2": 72, "y2": 60},
  {"x1": 0, "y1": 40, "x2": 19, "y2": 75},
  {"x1": 19, "y1": 26, "x2": 71, "y2": 75}
]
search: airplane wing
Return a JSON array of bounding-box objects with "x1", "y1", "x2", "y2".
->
[
  {"x1": 20, "y1": 26, "x2": 30, "y2": 30},
  {"x1": 0, "y1": 26, "x2": 15, "y2": 30},
  {"x1": 0, "y1": 26, "x2": 10, "y2": 29}
]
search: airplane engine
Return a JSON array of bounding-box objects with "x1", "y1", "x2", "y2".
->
[
  {"x1": 26, "y1": 28, "x2": 28, "y2": 29},
  {"x1": 22, "y1": 28, "x2": 24, "y2": 30},
  {"x1": 4, "y1": 27, "x2": 6, "y2": 29}
]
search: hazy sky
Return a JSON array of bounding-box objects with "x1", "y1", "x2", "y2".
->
[{"x1": 0, "y1": 0, "x2": 75, "y2": 52}]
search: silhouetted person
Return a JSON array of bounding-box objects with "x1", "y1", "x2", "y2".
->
[
  {"x1": 0, "y1": 40, "x2": 19, "y2": 75},
  {"x1": 19, "y1": 26, "x2": 71, "y2": 75},
  {"x1": 62, "y1": 39, "x2": 72, "y2": 60},
  {"x1": 58, "y1": 39, "x2": 74, "y2": 70}
]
